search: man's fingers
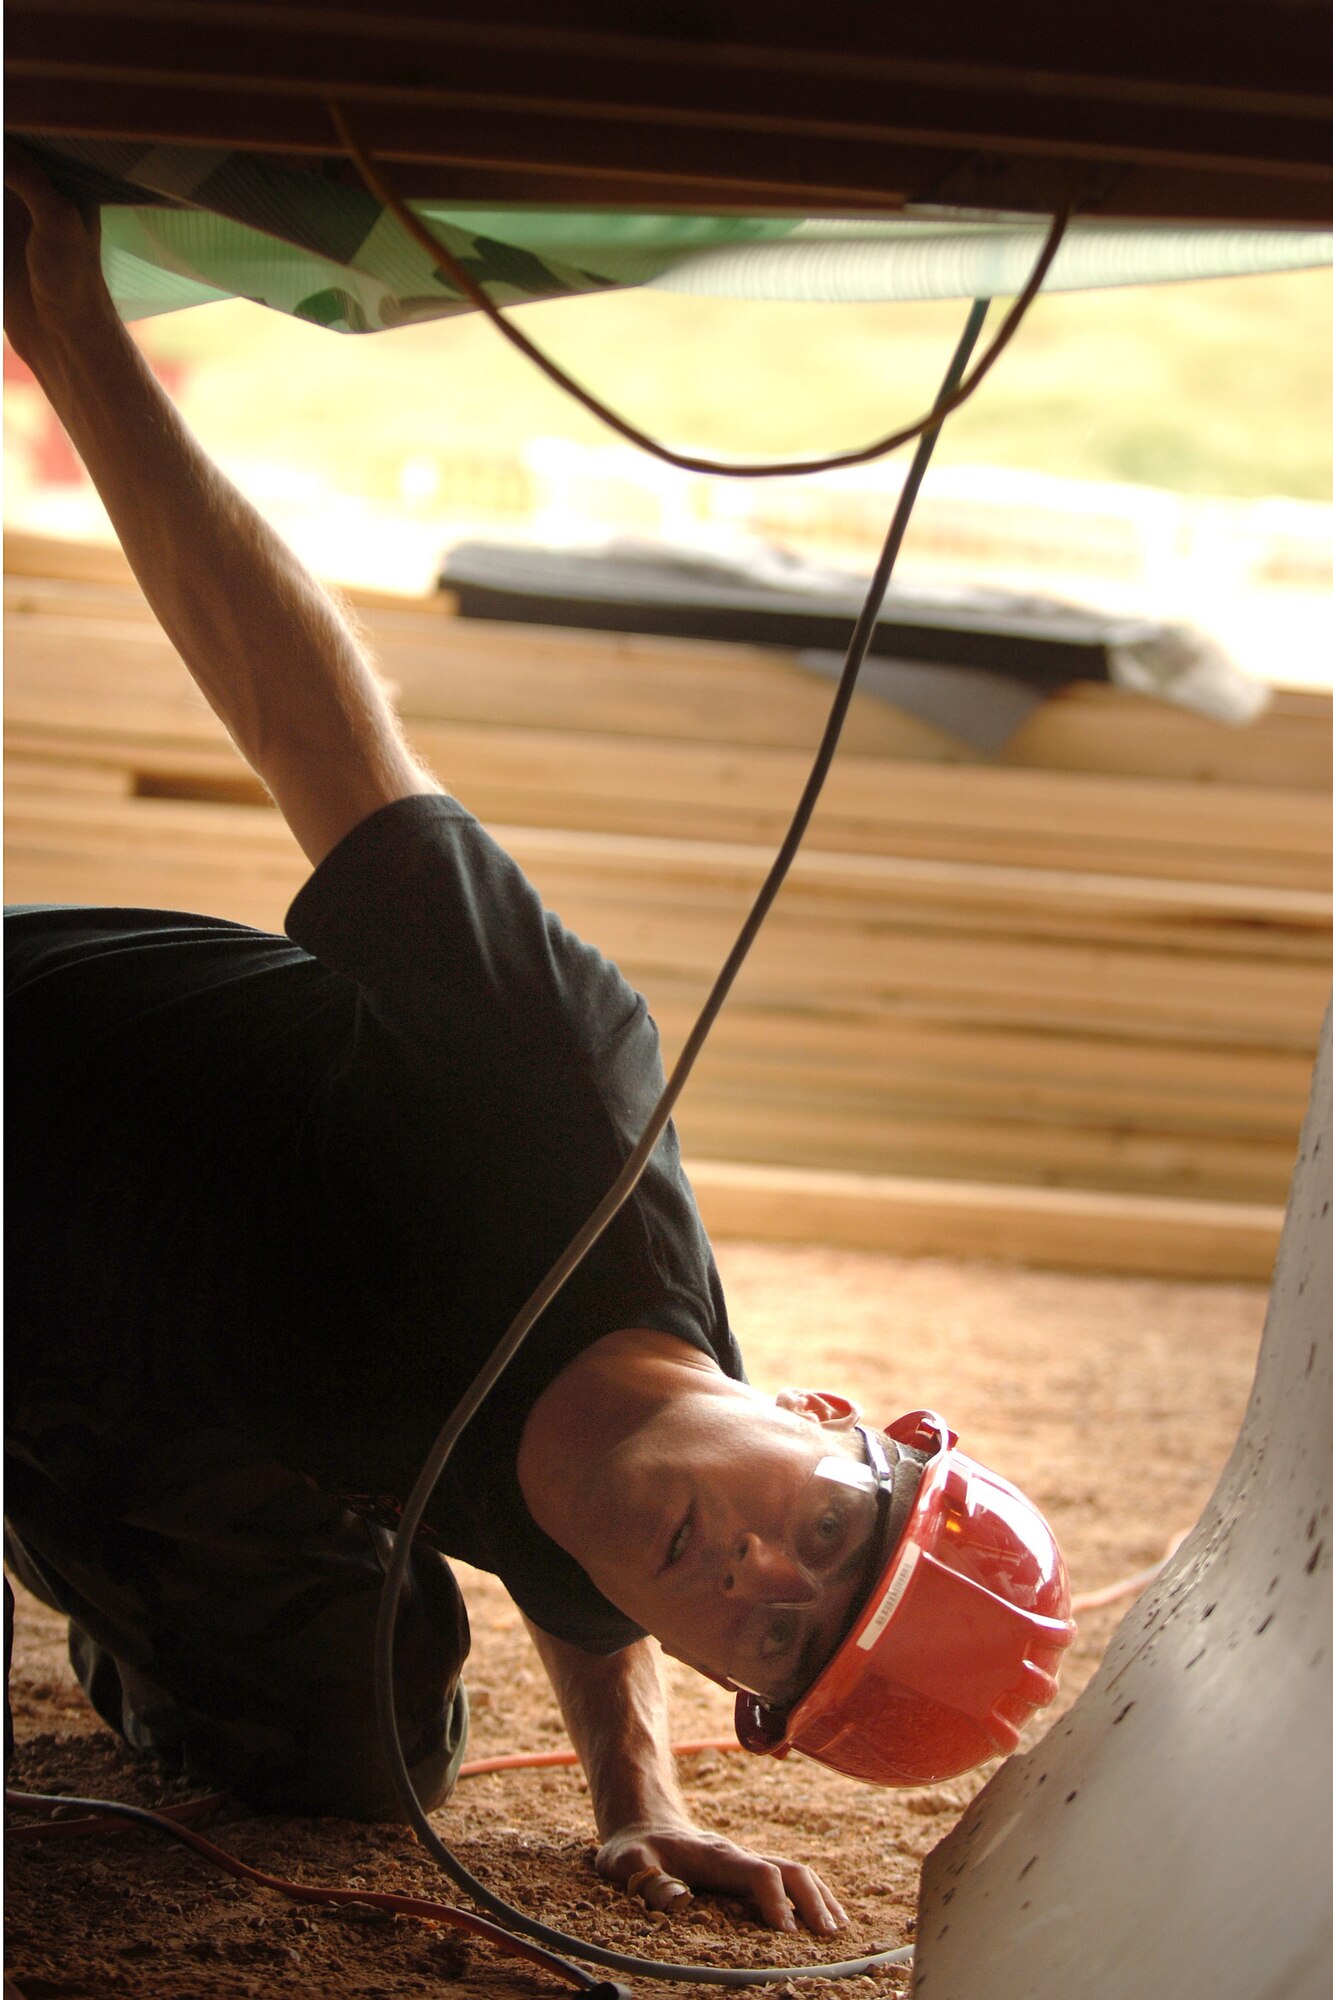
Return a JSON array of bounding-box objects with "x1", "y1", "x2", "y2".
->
[
  {"x1": 743, "y1": 1859, "x2": 800, "y2": 1932},
  {"x1": 3, "y1": 146, "x2": 101, "y2": 262},
  {"x1": 778, "y1": 1861, "x2": 848, "y2": 1935},
  {"x1": 711, "y1": 1855, "x2": 847, "y2": 1935},
  {"x1": 598, "y1": 1829, "x2": 848, "y2": 1936}
]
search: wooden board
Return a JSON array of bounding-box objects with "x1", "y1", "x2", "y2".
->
[
  {"x1": 9, "y1": 768, "x2": 1315, "y2": 1145},
  {"x1": 9, "y1": 549, "x2": 1333, "y2": 788},
  {"x1": 688, "y1": 1162, "x2": 1284, "y2": 1283},
  {"x1": 10, "y1": 692, "x2": 1332, "y2": 889},
  {"x1": 647, "y1": 993, "x2": 1316, "y2": 1140}
]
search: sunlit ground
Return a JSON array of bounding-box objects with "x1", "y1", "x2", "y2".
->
[{"x1": 6, "y1": 265, "x2": 1331, "y2": 689}]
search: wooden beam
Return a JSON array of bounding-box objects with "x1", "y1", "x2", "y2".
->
[
  {"x1": 651, "y1": 1001, "x2": 1315, "y2": 1146},
  {"x1": 10, "y1": 30, "x2": 1330, "y2": 180},
  {"x1": 11, "y1": 679, "x2": 1333, "y2": 892},
  {"x1": 689, "y1": 1159, "x2": 1283, "y2": 1282}
]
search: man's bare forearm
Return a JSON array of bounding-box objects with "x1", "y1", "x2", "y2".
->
[
  {"x1": 523, "y1": 1617, "x2": 848, "y2": 1932},
  {"x1": 522, "y1": 1620, "x2": 690, "y2": 1840},
  {"x1": 7, "y1": 164, "x2": 434, "y2": 865}
]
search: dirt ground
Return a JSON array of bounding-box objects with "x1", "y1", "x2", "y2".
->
[{"x1": 5, "y1": 1240, "x2": 1268, "y2": 2000}]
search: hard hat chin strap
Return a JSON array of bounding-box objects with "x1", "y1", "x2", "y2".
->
[{"x1": 855, "y1": 1423, "x2": 930, "y2": 1585}]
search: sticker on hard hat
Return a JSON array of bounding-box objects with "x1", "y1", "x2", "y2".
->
[{"x1": 856, "y1": 1540, "x2": 921, "y2": 1651}]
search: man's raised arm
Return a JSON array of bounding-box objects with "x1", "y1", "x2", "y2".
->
[
  {"x1": 522, "y1": 1620, "x2": 847, "y2": 1935},
  {"x1": 4, "y1": 153, "x2": 437, "y2": 867}
]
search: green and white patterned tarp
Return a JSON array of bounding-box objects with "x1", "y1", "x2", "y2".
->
[{"x1": 34, "y1": 138, "x2": 1333, "y2": 334}]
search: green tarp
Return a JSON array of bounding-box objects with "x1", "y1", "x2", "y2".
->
[{"x1": 32, "y1": 137, "x2": 1333, "y2": 333}]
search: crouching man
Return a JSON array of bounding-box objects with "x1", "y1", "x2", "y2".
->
[{"x1": 4, "y1": 153, "x2": 1072, "y2": 1933}]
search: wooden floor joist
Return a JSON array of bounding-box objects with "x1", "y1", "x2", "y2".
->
[{"x1": 647, "y1": 993, "x2": 1316, "y2": 1139}]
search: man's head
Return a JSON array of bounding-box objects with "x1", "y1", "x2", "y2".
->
[
  {"x1": 519, "y1": 1336, "x2": 1073, "y2": 1786},
  {"x1": 547, "y1": 1363, "x2": 889, "y2": 1700}
]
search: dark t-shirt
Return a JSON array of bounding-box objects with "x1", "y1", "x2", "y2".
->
[{"x1": 5, "y1": 794, "x2": 743, "y2": 1650}]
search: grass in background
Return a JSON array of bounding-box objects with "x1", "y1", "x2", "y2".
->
[{"x1": 140, "y1": 265, "x2": 1333, "y2": 505}]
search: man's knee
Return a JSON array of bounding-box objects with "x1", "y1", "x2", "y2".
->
[
  {"x1": 205, "y1": 1672, "x2": 471, "y2": 1823},
  {"x1": 9, "y1": 1469, "x2": 474, "y2": 1824},
  {"x1": 64, "y1": 1619, "x2": 471, "y2": 1823},
  {"x1": 290, "y1": 1676, "x2": 471, "y2": 1823}
]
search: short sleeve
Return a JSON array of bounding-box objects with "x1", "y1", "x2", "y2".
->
[{"x1": 286, "y1": 794, "x2": 643, "y2": 1074}]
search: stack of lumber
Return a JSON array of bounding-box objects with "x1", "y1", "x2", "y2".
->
[{"x1": 7, "y1": 530, "x2": 1332, "y2": 1281}]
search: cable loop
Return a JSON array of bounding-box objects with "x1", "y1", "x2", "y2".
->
[{"x1": 328, "y1": 97, "x2": 1075, "y2": 481}]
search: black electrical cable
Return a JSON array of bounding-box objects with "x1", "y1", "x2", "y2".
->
[{"x1": 371, "y1": 294, "x2": 996, "y2": 1988}]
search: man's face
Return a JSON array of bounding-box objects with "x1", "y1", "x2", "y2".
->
[{"x1": 567, "y1": 1382, "x2": 882, "y2": 1703}]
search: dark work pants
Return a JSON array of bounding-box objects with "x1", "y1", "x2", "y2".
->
[{"x1": 4, "y1": 1431, "x2": 470, "y2": 1822}]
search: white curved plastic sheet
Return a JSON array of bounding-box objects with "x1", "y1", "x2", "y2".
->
[
  {"x1": 651, "y1": 218, "x2": 1333, "y2": 302},
  {"x1": 913, "y1": 995, "x2": 1333, "y2": 1998}
]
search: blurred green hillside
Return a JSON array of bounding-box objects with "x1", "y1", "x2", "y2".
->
[{"x1": 142, "y1": 265, "x2": 1333, "y2": 507}]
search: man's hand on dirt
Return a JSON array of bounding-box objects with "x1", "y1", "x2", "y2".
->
[{"x1": 596, "y1": 1820, "x2": 849, "y2": 1934}]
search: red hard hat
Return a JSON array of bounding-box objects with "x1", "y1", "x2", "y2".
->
[{"x1": 734, "y1": 1411, "x2": 1075, "y2": 1787}]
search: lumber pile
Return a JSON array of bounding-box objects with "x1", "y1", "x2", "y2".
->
[{"x1": 7, "y1": 531, "x2": 1332, "y2": 1281}]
